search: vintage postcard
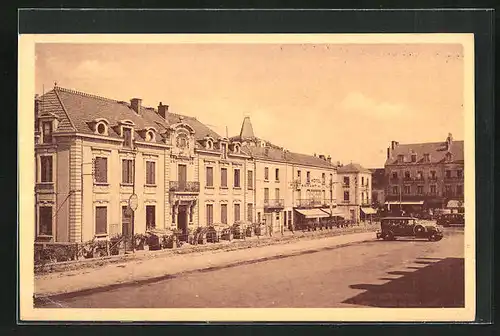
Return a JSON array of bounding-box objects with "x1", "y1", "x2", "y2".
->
[{"x1": 19, "y1": 33, "x2": 475, "y2": 322}]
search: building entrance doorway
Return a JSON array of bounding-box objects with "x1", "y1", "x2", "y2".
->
[{"x1": 177, "y1": 205, "x2": 188, "y2": 240}]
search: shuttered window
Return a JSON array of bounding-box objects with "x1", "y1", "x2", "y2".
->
[
  {"x1": 94, "y1": 157, "x2": 108, "y2": 183},
  {"x1": 122, "y1": 159, "x2": 134, "y2": 184},
  {"x1": 206, "y1": 167, "x2": 214, "y2": 187},
  {"x1": 95, "y1": 206, "x2": 107, "y2": 235},
  {"x1": 206, "y1": 204, "x2": 213, "y2": 225},
  {"x1": 247, "y1": 170, "x2": 253, "y2": 189},
  {"x1": 234, "y1": 204, "x2": 241, "y2": 222},
  {"x1": 38, "y1": 206, "x2": 52, "y2": 235},
  {"x1": 221, "y1": 168, "x2": 228, "y2": 188},
  {"x1": 40, "y1": 156, "x2": 53, "y2": 182},
  {"x1": 247, "y1": 204, "x2": 253, "y2": 222},
  {"x1": 221, "y1": 204, "x2": 227, "y2": 224},
  {"x1": 146, "y1": 161, "x2": 155, "y2": 185}
]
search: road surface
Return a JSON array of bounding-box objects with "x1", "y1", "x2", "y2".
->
[{"x1": 36, "y1": 228, "x2": 464, "y2": 308}]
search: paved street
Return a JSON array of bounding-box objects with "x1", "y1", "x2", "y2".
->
[{"x1": 36, "y1": 228, "x2": 464, "y2": 308}]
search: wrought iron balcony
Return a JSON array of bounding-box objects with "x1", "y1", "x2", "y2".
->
[
  {"x1": 444, "y1": 175, "x2": 463, "y2": 181},
  {"x1": 296, "y1": 199, "x2": 327, "y2": 208},
  {"x1": 428, "y1": 176, "x2": 438, "y2": 181},
  {"x1": 35, "y1": 182, "x2": 54, "y2": 193},
  {"x1": 169, "y1": 181, "x2": 200, "y2": 193},
  {"x1": 264, "y1": 199, "x2": 284, "y2": 209}
]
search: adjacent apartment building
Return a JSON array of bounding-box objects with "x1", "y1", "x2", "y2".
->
[
  {"x1": 231, "y1": 117, "x2": 339, "y2": 233},
  {"x1": 34, "y1": 86, "x2": 351, "y2": 243},
  {"x1": 336, "y1": 163, "x2": 375, "y2": 223},
  {"x1": 384, "y1": 133, "x2": 464, "y2": 214}
]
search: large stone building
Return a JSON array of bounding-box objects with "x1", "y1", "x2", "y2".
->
[
  {"x1": 34, "y1": 86, "x2": 350, "y2": 243},
  {"x1": 34, "y1": 86, "x2": 251, "y2": 242},
  {"x1": 384, "y1": 134, "x2": 464, "y2": 214},
  {"x1": 336, "y1": 163, "x2": 375, "y2": 223}
]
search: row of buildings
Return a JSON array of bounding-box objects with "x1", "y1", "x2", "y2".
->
[
  {"x1": 34, "y1": 86, "x2": 374, "y2": 243},
  {"x1": 371, "y1": 134, "x2": 465, "y2": 215}
]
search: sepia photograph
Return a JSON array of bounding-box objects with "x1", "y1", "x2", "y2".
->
[{"x1": 19, "y1": 33, "x2": 475, "y2": 322}]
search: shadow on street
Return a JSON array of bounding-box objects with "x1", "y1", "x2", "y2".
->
[{"x1": 342, "y1": 257, "x2": 464, "y2": 308}]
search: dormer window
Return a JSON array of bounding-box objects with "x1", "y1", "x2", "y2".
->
[
  {"x1": 90, "y1": 118, "x2": 110, "y2": 136},
  {"x1": 203, "y1": 136, "x2": 214, "y2": 150},
  {"x1": 232, "y1": 143, "x2": 241, "y2": 154},
  {"x1": 176, "y1": 133, "x2": 189, "y2": 149},
  {"x1": 123, "y1": 127, "x2": 133, "y2": 148},
  {"x1": 221, "y1": 143, "x2": 227, "y2": 158},
  {"x1": 145, "y1": 130, "x2": 155, "y2": 142},
  {"x1": 445, "y1": 152, "x2": 452, "y2": 161},
  {"x1": 423, "y1": 153, "x2": 430, "y2": 162},
  {"x1": 411, "y1": 153, "x2": 417, "y2": 163},
  {"x1": 397, "y1": 154, "x2": 404, "y2": 163},
  {"x1": 42, "y1": 121, "x2": 53, "y2": 144}
]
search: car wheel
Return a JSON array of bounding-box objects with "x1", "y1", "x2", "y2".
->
[
  {"x1": 428, "y1": 233, "x2": 441, "y2": 242},
  {"x1": 414, "y1": 225, "x2": 425, "y2": 235}
]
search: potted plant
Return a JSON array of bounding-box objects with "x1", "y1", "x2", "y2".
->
[
  {"x1": 206, "y1": 225, "x2": 220, "y2": 243},
  {"x1": 220, "y1": 226, "x2": 233, "y2": 241}
]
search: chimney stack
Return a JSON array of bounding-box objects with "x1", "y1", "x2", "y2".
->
[
  {"x1": 446, "y1": 132, "x2": 453, "y2": 151},
  {"x1": 158, "y1": 102, "x2": 169, "y2": 119},
  {"x1": 391, "y1": 140, "x2": 399, "y2": 150},
  {"x1": 130, "y1": 98, "x2": 142, "y2": 114},
  {"x1": 327, "y1": 155, "x2": 331, "y2": 163}
]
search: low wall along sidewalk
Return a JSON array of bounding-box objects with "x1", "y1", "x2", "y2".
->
[{"x1": 34, "y1": 226, "x2": 378, "y2": 298}]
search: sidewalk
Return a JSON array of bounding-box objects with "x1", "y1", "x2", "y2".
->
[{"x1": 34, "y1": 231, "x2": 376, "y2": 298}]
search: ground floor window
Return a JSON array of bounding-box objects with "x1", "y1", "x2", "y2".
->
[
  {"x1": 234, "y1": 203, "x2": 241, "y2": 222},
  {"x1": 221, "y1": 204, "x2": 228, "y2": 224},
  {"x1": 247, "y1": 203, "x2": 253, "y2": 222},
  {"x1": 38, "y1": 206, "x2": 53, "y2": 235},
  {"x1": 146, "y1": 205, "x2": 155, "y2": 229},
  {"x1": 95, "y1": 206, "x2": 107, "y2": 235},
  {"x1": 206, "y1": 204, "x2": 214, "y2": 225}
]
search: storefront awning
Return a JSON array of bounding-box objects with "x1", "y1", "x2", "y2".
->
[
  {"x1": 447, "y1": 200, "x2": 464, "y2": 208},
  {"x1": 295, "y1": 208, "x2": 330, "y2": 219},
  {"x1": 385, "y1": 201, "x2": 424, "y2": 205},
  {"x1": 361, "y1": 207, "x2": 377, "y2": 215}
]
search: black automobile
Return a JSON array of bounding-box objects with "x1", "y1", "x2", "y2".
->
[
  {"x1": 436, "y1": 213, "x2": 465, "y2": 227},
  {"x1": 376, "y1": 216, "x2": 443, "y2": 241}
]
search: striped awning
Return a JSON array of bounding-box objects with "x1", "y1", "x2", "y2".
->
[
  {"x1": 295, "y1": 208, "x2": 330, "y2": 219},
  {"x1": 447, "y1": 200, "x2": 464, "y2": 208},
  {"x1": 361, "y1": 207, "x2": 377, "y2": 215}
]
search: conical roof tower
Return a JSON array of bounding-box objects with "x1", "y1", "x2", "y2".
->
[{"x1": 239, "y1": 116, "x2": 255, "y2": 140}]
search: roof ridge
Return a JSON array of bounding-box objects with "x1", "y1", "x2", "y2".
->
[
  {"x1": 55, "y1": 86, "x2": 120, "y2": 103},
  {"x1": 53, "y1": 89, "x2": 77, "y2": 132}
]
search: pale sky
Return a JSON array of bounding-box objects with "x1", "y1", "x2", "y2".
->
[{"x1": 35, "y1": 43, "x2": 464, "y2": 168}]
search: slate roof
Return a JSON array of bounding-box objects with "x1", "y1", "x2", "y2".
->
[
  {"x1": 239, "y1": 116, "x2": 255, "y2": 139},
  {"x1": 244, "y1": 145, "x2": 337, "y2": 169},
  {"x1": 385, "y1": 140, "x2": 464, "y2": 166},
  {"x1": 337, "y1": 163, "x2": 372, "y2": 174},
  {"x1": 38, "y1": 87, "x2": 221, "y2": 144}
]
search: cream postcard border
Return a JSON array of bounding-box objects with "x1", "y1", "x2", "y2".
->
[{"x1": 18, "y1": 33, "x2": 475, "y2": 322}]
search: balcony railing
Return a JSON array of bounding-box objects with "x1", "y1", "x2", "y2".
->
[
  {"x1": 296, "y1": 199, "x2": 328, "y2": 208},
  {"x1": 35, "y1": 183, "x2": 54, "y2": 193},
  {"x1": 444, "y1": 176, "x2": 463, "y2": 181},
  {"x1": 428, "y1": 176, "x2": 438, "y2": 181},
  {"x1": 264, "y1": 199, "x2": 284, "y2": 209},
  {"x1": 169, "y1": 181, "x2": 200, "y2": 193}
]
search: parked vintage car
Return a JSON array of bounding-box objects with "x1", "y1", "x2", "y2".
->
[
  {"x1": 436, "y1": 213, "x2": 465, "y2": 227},
  {"x1": 376, "y1": 216, "x2": 443, "y2": 241}
]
